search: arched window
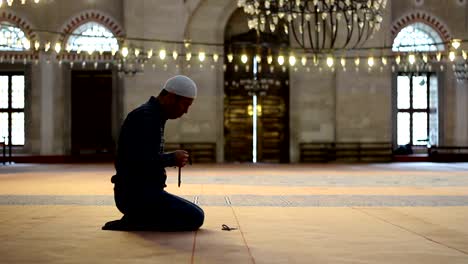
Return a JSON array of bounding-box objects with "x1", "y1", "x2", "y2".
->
[
  {"x1": 0, "y1": 23, "x2": 28, "y2": 146},
  {"x1": 393, "y1": 22, "x2": 441, "y2": 148},
  {"x1": 392, "y1": 22, "x2": 444, "y2": 52},
  {"x1": 66, "y1": 22, "x2": 119, "y2": 53},
  {"x1": 0, "y1": 22, "x2": 30, "y2": 51}
]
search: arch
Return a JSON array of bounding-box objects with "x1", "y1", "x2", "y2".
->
[
  {"x1": 65, "y1": 22, "x2": 119, "y2": 52},
  {"x1": 184, "y1": 0, "x2": 238, "y2": 44},
  {"x1": 0, "y1": 10, "x2": 38, "y2": 42},
  {"x1": 58, "y1": 9, "x2": 124, "y2": 44},
  {"x1": 182, "y1": 0, "x2": 248, "y2": 163},
  {"x1": 392, "y1": 22, "x2": 444, "y2": 52},
  {"x1": 391, "y1": 11, "x2": 451, "y2": 48}
]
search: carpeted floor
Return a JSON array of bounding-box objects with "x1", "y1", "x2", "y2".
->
[{"x1": 0, "y1": 163, "x2": 467, "y2": 263}]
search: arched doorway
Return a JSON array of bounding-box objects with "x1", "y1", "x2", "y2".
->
[
  {"x1": 224, "y1": 9, "x2": 290, "y2": 163},
  {"x1": 65, "y1": 21, "x2": 120, "y2": 157}
]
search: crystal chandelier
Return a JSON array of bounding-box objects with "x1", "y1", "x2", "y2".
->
[{"x1": 238, "y1": 0, "x2": 387, "y2": 51}]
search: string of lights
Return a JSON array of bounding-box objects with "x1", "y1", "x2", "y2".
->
[
  {"x1": 0, "y1": 22, "x2": 467, "y2": 80},
  {"x1": 0, "y1": 0, "x2": 40, "y2": 8}
]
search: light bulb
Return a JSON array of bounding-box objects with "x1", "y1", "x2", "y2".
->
[
  {"x1": 227, "y1": 53, "x2": 233, "y2": 63},
  {"x1": 267, "y1": 55, "x2": 273, "y2": 64},
  {"x1": 449, "y1": 51, "x2": 455, "y2": 62},
  {"x1": 134, "y1": 48, "x2": 140, "y2": 57},
  {"x1": 327, "y1": 56, "x2": 334, "y2": 67},
  {"x1": 436, "y1": 52, "x2": 442, "y2": 62},
  {"x1": 289, "y1": 55, "x2": 296, "y2": 66},
  {"x1": 121, "y1": 47, "x2": 129, "y2": 58},
  {"x1": 186, "y1": 52, "x2": 192, "y2": 61},
  {"x1": 172, "y1": 51, "x2": 178, "y2": 60},
  {"x1": 44, "y1": 42, "x2": 50, "y2": 52},
  {"x1": 341, "y1": 58, "x2": 346, "y2": 67},
  {"x1": 462, "y1": 50, "x2": 467, "y2": 60},
  {"x1": 423, "y1": 54, "x2": 428, "y2": 63},
  {"x1": 354, "y1": 57, "x2": 360, "y2": 66},
  {"x1": 54, "y1": 42, "x2": 61, "y2": 53},
  {"x1": 147, "y1": 49, "x2": 153, "y2": 59},
  {"x1": 277, "y1": 55, "x2": 284, "y2": 65},
  {"x1": 395, "y1": 55, "x2": 401, "y2": 65},
  {"x1": 213, "y1": 53, "x2": 219, "y2": 62},
  {"x1": 159, "y1": 49, "x2": 166, "y2": 60},
  {"x1": 255, "y1": 54, "x2": 261, "y2": 63},
  {"x1": 269, "y1": 23, "x2": 276, "y2": 32},
  {"x1": 381, "y1": 57, "x2": 387, "y2": 65},
  {"x1": 368, "y1": 57, "x2": 374, "y2": 67},
  {"x1": 241, "y1": 54, "x2": 248, "y2": 64},
  {"x1": 301, "y1": 56, "x2": 307, "y2": 66},
  {"x1": 451, "y1": 39, "x2": 461, "y2": 50},
  {"x1": 408, "y1": 54, "x2": 415, "y2": 65},
  {"x1": 198, "y1": 52, "x2": 206, "y2": 62}
]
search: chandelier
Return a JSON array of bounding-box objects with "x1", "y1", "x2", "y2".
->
[
  {"x1": 454, "y1": 61, "x2": 468, "y2": 82},
  {"x1": 238, "y1": 0, "x2": 387, "y2": 52}
]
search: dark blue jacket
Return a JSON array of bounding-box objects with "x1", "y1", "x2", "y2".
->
[{"x1": 112, "y1": 96, "x2": 176, "y2": 190}]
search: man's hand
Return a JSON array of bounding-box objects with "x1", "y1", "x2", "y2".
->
[{"x1": 174, "y1": 150, "x2": 189, "y2": 167}]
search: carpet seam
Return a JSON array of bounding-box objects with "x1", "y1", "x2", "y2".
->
[{"x1": 228, "y1": 199, "x2": 256, "y2": 264}]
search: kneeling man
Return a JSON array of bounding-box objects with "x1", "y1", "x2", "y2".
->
[{"x1": 103, "y1": 75, "x2": 204, "y2": 231}]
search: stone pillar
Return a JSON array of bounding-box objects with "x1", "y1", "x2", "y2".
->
[
  {"x1": 455, "y1": 79, "x2": 468, "y2": 145},
  {"x1": 38, "y1": 54, "x2": 64, "y2": 155},
  {"x1": 442, "y1": 68, "x2": 456, "y2": 145}
]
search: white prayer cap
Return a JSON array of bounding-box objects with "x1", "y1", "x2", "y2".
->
[{"x1": 163, "y1": 75, "x2": 197, "y2": 99}]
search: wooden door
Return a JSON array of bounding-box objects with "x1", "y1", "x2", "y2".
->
[
  {"x1": 71, "y1": 71, "x2": 114, "y2": 156},
  {"x1": 224, "y1": 31, "x2": 289, "y2": 163}
]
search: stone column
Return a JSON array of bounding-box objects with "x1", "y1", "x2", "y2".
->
[
  {"x1": 455, "y1": 79, "x2": 468, "y2": 145},
  {"x1": 38, "y1": 54, "x2": 64, "y2": 155}
]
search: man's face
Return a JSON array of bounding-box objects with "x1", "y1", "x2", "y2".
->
[{"x1": 168, "y1": 95, "x2": 194, "y2": 119}]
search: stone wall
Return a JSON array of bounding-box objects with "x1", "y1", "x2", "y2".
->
[{"x1": 1, "y1": 0, "x2": 467, "y2": 161}]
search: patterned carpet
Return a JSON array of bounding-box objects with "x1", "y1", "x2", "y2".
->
[{"x1": 1, "y1": 163, "x2": 468, "y2": 263}]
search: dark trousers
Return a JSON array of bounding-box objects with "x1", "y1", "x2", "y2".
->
[{"x1": 114, "y1": 185, "x2": 204, "y2": 231}]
